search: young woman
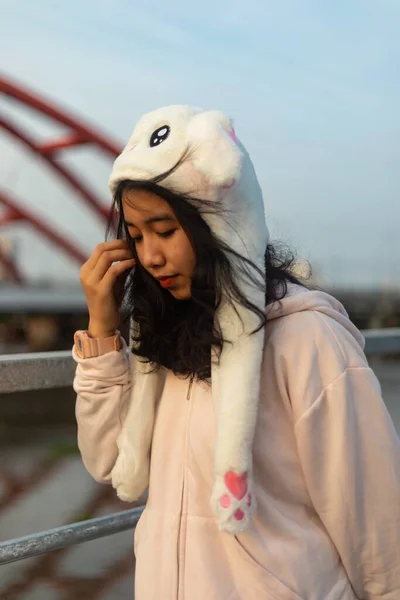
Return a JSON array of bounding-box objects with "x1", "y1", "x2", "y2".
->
[{"x1": 73, "y1": 106, "x2": 400, "y2": 599}]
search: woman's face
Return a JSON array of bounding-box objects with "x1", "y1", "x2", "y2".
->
[{"x1": 122, "y1": 188, "x2": 196, "y2": 300}]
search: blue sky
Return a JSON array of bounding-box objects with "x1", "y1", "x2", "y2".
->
[{"x1": 0, "y1": 0, "x2": 399, "y2": 288}]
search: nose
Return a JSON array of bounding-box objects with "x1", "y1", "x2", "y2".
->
[{"x1": 140, "y1": 237, "x2": 166, "y2": 271}]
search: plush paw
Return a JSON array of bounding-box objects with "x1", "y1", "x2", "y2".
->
[
  {"x1": 111, "y1": 452, "x2": 149, "y2": 503},
  {"x1": 211, "y1": 471, "x2": 255, "y2": 534}
]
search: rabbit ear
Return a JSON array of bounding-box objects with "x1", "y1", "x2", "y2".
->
[{"x1": 186, "y1": 111, "x2": 243, "y2": 188}]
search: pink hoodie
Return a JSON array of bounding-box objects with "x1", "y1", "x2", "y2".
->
[{"x1": 74, "y1": 285, "x2": 400, "y2": 599}]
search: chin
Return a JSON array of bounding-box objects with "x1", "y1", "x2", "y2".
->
[{"x1": 170, "y1": 286, "x2": 191, "y2": 301}]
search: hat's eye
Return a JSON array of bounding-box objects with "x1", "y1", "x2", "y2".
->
[{"x1": 150, "y1": 125, "x2": 170, "y2": 147}]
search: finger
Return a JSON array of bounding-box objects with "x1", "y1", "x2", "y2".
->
[
  {"x1": 89, "y1": 249, "x2": 135, "y2": 282},
  {"x1": 101, "y1": 258, "x2": 135, "y2": 292},
  {"x1": 83, "y1": 240, "x2": 130, "y2": 272}
]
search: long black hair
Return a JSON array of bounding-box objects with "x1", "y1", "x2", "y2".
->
[{"x1": 108, "y1": 180, "x2": 307, "y2": 381}]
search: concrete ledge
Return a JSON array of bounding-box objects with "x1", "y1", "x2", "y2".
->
[
  {"x1": 0, "y1": 351, "x2": 74, "y2": 394},
  {"x1": 364, "y1": 328, "x2": 400, "y2": 355}
]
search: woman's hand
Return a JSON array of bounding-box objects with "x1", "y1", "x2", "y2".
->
[{"x1": 79, "y1": 240, "x2": 135, "y2": 338}]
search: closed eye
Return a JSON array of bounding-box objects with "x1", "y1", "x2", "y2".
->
[
  {"x1": 158, "y1": 229, "x2": 176, "y2": 239},
  {"x1": 131, "y1": 230, "x2": 176, "y2": 243}
]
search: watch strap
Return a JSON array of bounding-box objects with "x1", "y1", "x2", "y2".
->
[{"x1": 74, "y1": 330, "x2": 122, "y2": 359}]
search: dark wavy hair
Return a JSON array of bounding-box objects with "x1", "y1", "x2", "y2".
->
[{"x1": 108, "y1": 180, "x2": 307, "y2": 381}]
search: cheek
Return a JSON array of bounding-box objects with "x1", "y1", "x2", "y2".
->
[
  {"x1": 133, "y1": 246, "x2": 150, "y2": 272},
  {"x1": 134, "y1": 247, "x2": 143, "y2": 265},
  {"x1": 173, "y1": 234, "x2": 196, "y2": 273}
]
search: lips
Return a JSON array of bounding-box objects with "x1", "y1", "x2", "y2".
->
[{"x1": 157, "y1": 275, "x2": 177, "y2": 288}]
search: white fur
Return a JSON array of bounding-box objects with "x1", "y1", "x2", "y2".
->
[
  {"x1": 186, "y1": 111, "x2": 243, "y2": 187},
  {"x1": 109, "y1": 106, "x2": 201, "y2": 194},
  {"x1": 109, "y1": 106, "x2": 269, "y2": 533}
]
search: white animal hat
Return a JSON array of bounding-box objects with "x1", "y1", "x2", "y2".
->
[{"x1": 109, "y1": 105, "x2": 269, "y2": 534}]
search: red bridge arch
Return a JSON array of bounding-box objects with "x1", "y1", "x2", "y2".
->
[{"x1": 0, "y1": 74, "x2": 122, "y2": 283}]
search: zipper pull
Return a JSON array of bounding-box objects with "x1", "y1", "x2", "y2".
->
[{"x1": 187, "y1": 375, "x2": 194, "y2": 401}]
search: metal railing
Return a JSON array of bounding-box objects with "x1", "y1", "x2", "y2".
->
[
  {"x1": 0, "y1": 508, "x2": 143, "y2": 566},
  {"x1": 0, "y1": 327, "x2": 399, "y2": 567}
]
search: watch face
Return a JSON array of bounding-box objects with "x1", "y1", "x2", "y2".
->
[{"x1": 74, "y1": 332, "x2": 86, "y2": 356}]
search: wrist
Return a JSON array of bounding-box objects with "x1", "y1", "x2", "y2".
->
[{"x1": 88, "y1": 322, "x2": 117, "y2": 339}]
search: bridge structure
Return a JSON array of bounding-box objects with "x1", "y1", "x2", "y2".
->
[{"x1": 0, "y1": 73, "x2": 122, "y2": 284}]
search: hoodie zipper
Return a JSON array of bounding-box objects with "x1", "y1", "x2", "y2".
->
[{"x1": 177, "y1": 376, "x2": 194, "y2": 598}]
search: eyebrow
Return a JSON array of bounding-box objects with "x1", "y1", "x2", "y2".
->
[{"x1": 124, "y1": 213, "x2": 176, "y2": 228}]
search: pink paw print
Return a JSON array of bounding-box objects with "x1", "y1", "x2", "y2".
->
[{"x1": 218, "y1": 471, "x2": 252, "y2": 522}]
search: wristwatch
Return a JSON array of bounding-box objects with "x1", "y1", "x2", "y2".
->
[{"x1": 74, "y1": 330, "x2": 122, "y2": 359}]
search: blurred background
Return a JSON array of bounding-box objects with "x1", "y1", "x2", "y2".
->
[{"x1": 0, "y1": 1, "x2": 399, "y2": 598}]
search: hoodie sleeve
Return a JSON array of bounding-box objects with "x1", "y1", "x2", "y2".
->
[
  {"x1": 294, "y1": 366, "x2": 400, "y2": 599},
  {"x1": 73, "y1": 341, "x2": 131, "y2": 484}
]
